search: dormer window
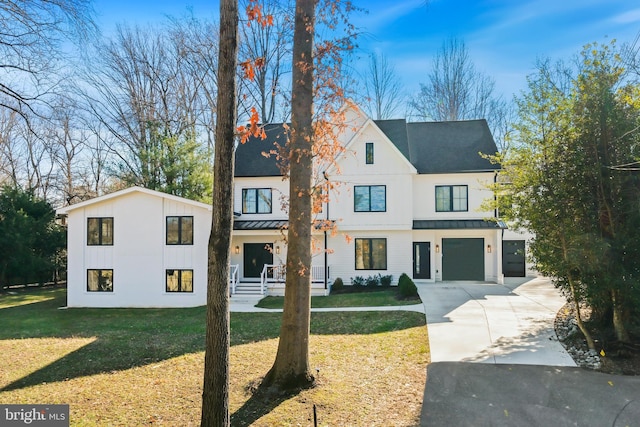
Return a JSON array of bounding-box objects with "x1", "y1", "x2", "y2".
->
[{"x1": 365, "y1": 142, "x2": 374, "y2": 164}]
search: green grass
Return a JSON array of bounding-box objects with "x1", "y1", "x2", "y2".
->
[
  {"x1": 256, "y1": 288, "x2": 422, "y2": 309},
  {"x1": 0, "y1": 286, "x2": 429, "y2": 426}
]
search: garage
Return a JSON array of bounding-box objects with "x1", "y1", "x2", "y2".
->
[
  {"x1": 503, "y1": 240, "x2": 526, "y2": 277},
  {"x1": 442, "y1": 238, "x2": 484, "y2": 281}
]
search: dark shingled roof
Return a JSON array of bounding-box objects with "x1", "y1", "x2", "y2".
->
[
  {"x1": 234, "y1": 124, "x2": 287, "y2": 177},
  {"x1": 235, "y1": 117, "x2": 500, "y2": 177},
  {"x1": 375, "y1": 118, "x2": 499, "y2": 173},
  {"x1": 233, "y1": 220, "x2": 288, "y2": 230},
  {"x1": 413, "y1": 219, "x2": 507, "y2": 230},
  {"x1": 374, "y1": 119, "x2": 411, "y2": 160}
]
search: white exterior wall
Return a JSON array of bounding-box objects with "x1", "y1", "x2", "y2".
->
[
  {"x1": 327, "y1": 230, "x2": 413, "y2": 285},
  {"x1": 329, "y1": 122, "x2": 415, "y2": 230},
  {"x1": 64, "y1": 189, "x2": 211, "y2": 308},
  {"x1": 412, "y1": 172, "x2": 496, "y2": 220},
  {"x1": 234, "y1": 176, "x2": 289, "y2": 221}
]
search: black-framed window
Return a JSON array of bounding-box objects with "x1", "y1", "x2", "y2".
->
[
  {"x1": 354, "y1": 185, "x2": 386, "y2": 212},
  {"x1": 365, "y1": 142, "x2": 374, "y2": 164},
  {"x1": 87, "y1": 269, "x2": 113, "y2": 292},
  {"x1": 166, "y1": 216, "x2": 194, "y2": 245},
  {"x1": 355, "y1": 238, "x2": 387, "y2": 270},
  {"x1": 166, "y1": 269, "x2": 193, "y2": 292},
  {"x1": 87, "y1": 217, "x2": 113, "y2": 245},
  {"x1": 242, "y1": 188, "x2": 272, "y2": 214},
  {"x1": 435, "y1": 185, "x2": 468, "y2": 212}
]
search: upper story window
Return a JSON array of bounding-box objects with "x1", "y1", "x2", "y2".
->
[
  {"x1": 166, "y1": 269, "x2": 193, "y2": 293},
  {"x1": 435, "y1": 185, "x2": 468, "y2": 212},
  {"x1": 365, "y1": 142, "x2": 374, "y2": 164},
  {"x1": 355, "y1": 238, "x2": 387, "y2": 270},
  {"x1": 242, "y1": 188, "x2": 272, "y2": 214},
  {"x1": 166, "y1": 216, "x2": 193, "y2": 245},
  {"x1": 354, "y1": 185, "x2": 386, "y2": 212},
  {"x1": 87, "y1": 269, "x2": 113, "y2": 292},
  {"x1": 87, "y1": 217, "x2": 113, "y2": 245}
]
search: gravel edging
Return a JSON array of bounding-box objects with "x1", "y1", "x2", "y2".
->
[{"x1": 554, "y1": 303, "x2": 602, "y2": 370}]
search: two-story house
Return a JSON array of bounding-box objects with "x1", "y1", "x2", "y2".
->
[
  {"x1": 57, "y1": 104, "x2": 528, "y2": 307},
  {"x1": 230, "y1": 105, "x2": 514, "y2": 296}
]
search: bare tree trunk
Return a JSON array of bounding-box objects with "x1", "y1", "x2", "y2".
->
[
  {"x1": 568, "y1": 275, "x2": 595, "y2": 350},
  {"x1": 263, "y1": 0, "x2": 315, "y2": 390},
  {"x1": 200, "y1": 0, "x2": 238, "y2": 425},
  {"x1": 611, "y1": 289, "x2": 630, "y2": 342}
]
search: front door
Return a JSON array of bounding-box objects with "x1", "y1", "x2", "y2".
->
[
  {"x1": 243, "y1": 243, "x2": 273, "y2": 278},
  {"x1": 413, "y1": 242, "x2": 431, "y2": 279},
  {"x1": 503, "y1": 240, "x2": 526, "y2": 277}
]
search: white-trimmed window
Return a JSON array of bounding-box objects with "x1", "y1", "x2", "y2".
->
[
  {"x1": 166, "y1": 216, "x2": 193, "y2": 245},
  {"x1": 242, "y1": 188, "x2": 272, "y2": 214},
  {"x1": 435, "y1": 185, "x2": 468, "y2": 212},
  {"x1": 354, "y1": 185, "x2": 386, "y2": 212},
  {"x1": 355, "y1": 238, "x2": 387, "y2": 270},
  {"x1": 87, "y1": 217, "x2": 113, "y2": 245},
  {"x1": 166, "y1": 269, "x2": 193, "y2": 292},
  {"x1": 87, "y1": 269, "x2": 113, "y2": 292}
]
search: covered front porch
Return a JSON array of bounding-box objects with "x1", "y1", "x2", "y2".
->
[{"x1": 229, "y1": 263, "x2": 331, "y2": 296}]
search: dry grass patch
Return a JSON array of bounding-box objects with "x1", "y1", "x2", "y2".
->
[{"x1": 0, "y1": 287, "x2": 428, "y2": 426}]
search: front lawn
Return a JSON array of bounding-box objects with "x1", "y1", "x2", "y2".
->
[
  {"x1": 0, "y1": 286, "x2": 428, "y2": 426},
  {"x1": 256, "y1": 288, "x2": 422, "y2": 309}
]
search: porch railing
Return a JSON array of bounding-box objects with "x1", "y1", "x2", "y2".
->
[
  {"x1": 229, "y1": 264, "x2": 239, "y2": 294},
  {"x1": 260, "y1": 264, "x2": 329, "y2": 291}
]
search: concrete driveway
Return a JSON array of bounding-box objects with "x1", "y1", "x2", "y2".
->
[
  {"x1": 419, "y1": 277, "x2": 640, "y2": 426},
  {"x1": 418, "y1": 277, "x2": 575, "y2": 366}
]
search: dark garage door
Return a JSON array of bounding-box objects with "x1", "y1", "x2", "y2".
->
[
  {"x1": 503, "y1": 240, "x2": 526, "y2": 277},
  {"x1": 442, "y1": 238, "x2": 484, "y2": 281}
]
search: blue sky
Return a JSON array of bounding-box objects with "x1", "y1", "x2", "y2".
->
[{"x1": 92, "y1": 0, "x2": 640, "y2": 100}]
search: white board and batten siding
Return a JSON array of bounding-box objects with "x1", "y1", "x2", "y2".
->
[{"x1": 59, "y1": 187, "x2": 211, "y2": 308}]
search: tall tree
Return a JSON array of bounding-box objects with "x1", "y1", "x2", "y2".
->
[
  {"x1": 0, "y1": 185, "x2": 65, "y2": 288},
  {"x1": 411, "y1": 37, "x2": 511, "y2": 151},
  {"x1": 362, "y1": 52, "x2": 404, "y2": 119},
  {"x1": 81, "y1": 24, "x2": 214, "y2": 201},
  {"x1": 491, "y1": 41, "x2": 640, "y2": 346},
  {"x1": 198, "y1": 0, "x2": 243, "y2": 423},
  {"x1": 239, "y1": 0, "x2": 294, "y2": 123},
  {"x1": 200, "y1": 0, "x2": 239, "y2": 424},
  {"x1": 262, "y1": 0, "x2": 316, "y2": 390},
  {"x1": 0, "y1": 0, "x2": 95, "y2": 124}
]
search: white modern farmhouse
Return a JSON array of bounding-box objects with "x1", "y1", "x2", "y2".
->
[{"x1": 58, "y1": 104, "x2": 530, "y2": 307}]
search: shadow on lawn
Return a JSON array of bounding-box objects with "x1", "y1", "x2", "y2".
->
[
  {"x1": 0, "y1": 288, "x2": 424, "y2": 393},
  {"x1": 231, "y1": 382, "x2": 307, "y2": 427}
]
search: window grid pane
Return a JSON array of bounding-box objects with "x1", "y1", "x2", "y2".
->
[
  {"x1": 181, "y1": 217, "x2": 193, "y2": 244},
  {"x1": 87, "y1": 218, "x2": 99, "y2": 245},
  {"x1": 370, "y1": 186, "x2": 386, "y2": 212},
  {"x1": 242, "y1": 189, "x2": 256, "y2": 213},
  {"x1": 167, "y1": 217, "x2": 180, "y2": 244},
  {"x1": 257, "y1": 189, "x2": 272, "y2": 213},
  {"x1": 354, "y1": 186, "x2": 370, "y2": 212}
]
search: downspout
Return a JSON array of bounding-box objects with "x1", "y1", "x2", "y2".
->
[{"x1": 324, "y1": 171, "x2": 329, "y2": 290}]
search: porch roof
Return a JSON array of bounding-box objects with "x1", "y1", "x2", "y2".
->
[
  {"x1": 233, "y1": 220, "x2": 288, "y2": 230},
  {"x1": 413, "y1": 219, "x2": 508, "y2": 230}
]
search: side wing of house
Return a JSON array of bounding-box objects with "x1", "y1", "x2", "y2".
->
[{"x1": 61, "y1": 187, "x2": 211, "y2": 307}]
